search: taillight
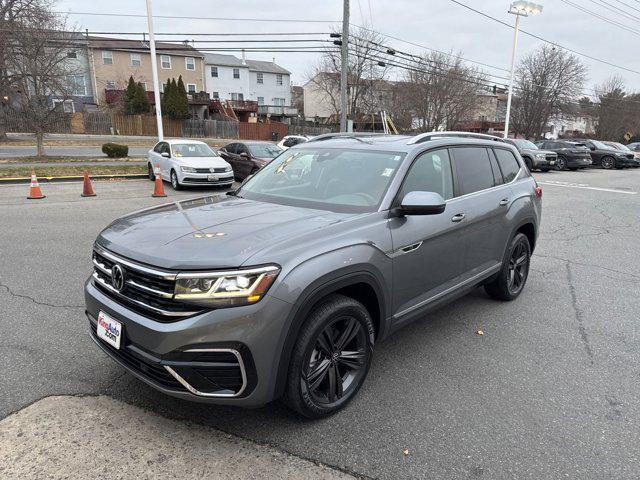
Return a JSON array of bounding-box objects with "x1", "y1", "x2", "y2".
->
[{"x1": 534, "y1": 186, "x2": 542, "y2": 198}]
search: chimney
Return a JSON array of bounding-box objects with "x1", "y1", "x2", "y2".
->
[{"x1": 241, "y1": 49, "x2": 246, "y2": 65}]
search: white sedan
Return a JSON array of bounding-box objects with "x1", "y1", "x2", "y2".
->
[{"x1": 147, "y1": 139, "x2": 234, "y2": 190}]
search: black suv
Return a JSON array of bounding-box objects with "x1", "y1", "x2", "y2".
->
[
  {"x1": 85, "y1": 132, "x2": 542, "y2": 418},
  {"x1": 535, "y1": 140, "x2": 592, "y2": 170},
  {"x1": 572, "y1": 139, "x2": 636, "y2": 169}
]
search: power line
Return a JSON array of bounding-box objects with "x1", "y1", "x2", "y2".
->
[
  {"x1": 558, "y1": 0, "x2": 640, "y2": 35},
  {"x1": 449, "y1": 0, "x2": 640, "y2": 76},
  {"x1": 54, "y1": 11, "x2": 340, "y2": 23},
  {"x1": 588, "y1": 0, "x2": 640, "y2": 21}
]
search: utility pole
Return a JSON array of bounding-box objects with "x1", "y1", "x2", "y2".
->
[
  {"x1": 340, "y1": 0, "x2": 349, "y2": 132},
  {"x1": 145, "y1": 0, "x2": 164, "y2": 141}
]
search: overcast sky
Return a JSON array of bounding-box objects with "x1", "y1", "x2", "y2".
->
[{"x1": 56, "y1": 0, "x2": 640, "y2": 96}]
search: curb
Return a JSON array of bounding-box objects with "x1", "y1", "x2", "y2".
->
[{"x1": 0, "y1": 173, "x2": 148, "y2": 185}]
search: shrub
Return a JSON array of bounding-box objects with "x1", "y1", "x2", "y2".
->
[{"x1": 101, "y1": 143, "x2": 129, "y2": 158}]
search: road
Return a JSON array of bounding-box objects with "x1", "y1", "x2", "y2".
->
[
  {"x1": 0, "y1": 145, "x2": 150, "y2": 157},
  {"x1": 1, "y1": 169, "x2": 639, "y2": 479}
]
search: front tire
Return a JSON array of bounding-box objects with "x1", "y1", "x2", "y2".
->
[
  {"x1": 284, "y1": 294, "x2": 374, "y2": 419},
  {"x1": 555, "y1": 156, "x2": 567, "y2": 171},
  {"x1": 170, "y1": 169, "x2": 182, "y2": 190},
  {"x1": 601, "y1": 156, "x2": 615, "y2": 169},
  {"x1": 148, "y1": 163, "x2": 155, "y2": 181},
  {"x1": 523, "y1": 157, "x2": 533, "y2": 171},
  {"x1": 485, "y1": 233, "x2": 531, "y2": 301}
]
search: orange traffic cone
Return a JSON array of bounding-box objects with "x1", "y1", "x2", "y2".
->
[
  {"x1": 81, "y1": 170, "x2": 96, "y2": 197},
  {"x1": 152, "y1": 164, "x2": 166, "y2": 197},
  {"x1": 27, "y1": 170, "x2": 45, "y2": 199}
]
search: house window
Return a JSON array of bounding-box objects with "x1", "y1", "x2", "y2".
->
[
  {"x1": 140, "y1": 82, "x2": 147, "y2": 91},
  {"x1": 130, "y1": 53, "x2": 141, "y2": 67},
  {"x1": 66, "y1": 51, "x2": 77, "y2": 59},
  {"x1": 233, "y1": 68, "x2": 240, "y2": 79},
  {"x1": 185, "y1": 57, "x2": 195, "y2": 71},
  {"x1": 257, "y1": 96, "x2": 264, "y2": 105},
  {"x1": 273, "y1": 97, "x2": 285, "y2": 106},
  {"x1": 276, "y1": 73, "x2": 283, "y2": 86},
  {"x1": 53, "y1": 99, "x2": 75, "y2": 113},
  {"x1": 187, "y1": 83, "x2": 196, "y2": 93},
  {"x1": 102, "y1": 51, "x2": 113, "y2": 65},
  {"x1": 210, "y1": 66, "x2": 218, "y2": 77},
  {"x1": 105, "y1": 80, "x2": 116, "y2": 90},
  {"x1": 231, "y1": 93, "x2": 244, "y2": 101},
  {"x1": 256, "y1": 72, "x2": 263, "y2": 84},
  {"x1": 212, "y1": 91, "x2": 219, "y2": 99},
  {"x1": 160, "y1": 55, "x2": 171, "y2": 69},
  {"x1": 68, "y1": 75, "x2": 87, "y2": 96}
]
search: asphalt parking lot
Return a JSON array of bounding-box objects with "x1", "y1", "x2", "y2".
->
[{"x1": 1, "y1": 169, "x2": 639, "y2": 479}]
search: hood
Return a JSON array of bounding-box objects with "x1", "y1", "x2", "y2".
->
[
  {"x1": 97, "y1": 196, "x2": 350, "y2": 270},
  {"x1": 176, "y1": 156, "x2": 230, "y2": 169},
  {"x1": 521, "y1": 148, "x2": 555, "y2": 156}
]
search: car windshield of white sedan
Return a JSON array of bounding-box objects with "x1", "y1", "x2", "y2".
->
[
  {"x1": 249, "y1": 144, "x2": 283, "y2": 158},
  {"x1": 172, "y1": 144, "x2": 217, "y2": 158},
  {"x1": 238, "y1": 148, "x2": 406, "y2": 213}
]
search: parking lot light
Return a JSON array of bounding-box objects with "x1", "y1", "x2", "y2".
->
[{"x1": 504, "y1": 1, "x2": 543, "y2": 139}]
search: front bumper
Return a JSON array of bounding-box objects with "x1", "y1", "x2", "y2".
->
[
  {"x1": 85, "y1": 278, "x2": 293, "y2": 406},
  {"x1": 532, "y1": 156, "x2": 554, "y2": 168},
  {"x1": 178, "y1": 171, "x2": 234, "y2": 186}
]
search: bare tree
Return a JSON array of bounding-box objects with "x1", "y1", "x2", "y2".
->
[
  {"x1": 399, "y1": 51, "x2": 487, "y2": 132},
  {"x1": 5, "y1": 4, "x2": 79, "y2": 156},
  {"x1": 510, "y1": 45, "x2": 587, "y2": 139},
  {"x1": 591, "y1": 76, "x2": 640, "y2": 141},
  {"x1": 307, "y1": 26, "x2": 389, "y2": 121}
]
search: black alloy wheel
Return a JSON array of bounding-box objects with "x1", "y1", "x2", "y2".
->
[
  {"x1": 284, "y1": 294, "x2": 374, "y2": 418},
  {"x1": 507, "y1": 237, "x2": 530, "y2": 296},
  {"x1": 601, "y1": 156, "x2": 615, "y2": 169},
  {"x1": 485, "y1": 232, "x2": 531, "y2": 301},
  {"x1": 555, "y1": 156, "x2": 567, "y2": 171}
]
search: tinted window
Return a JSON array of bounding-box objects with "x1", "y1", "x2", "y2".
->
[
  {"x1": 399, "y1": 149, "x2": 454, "y2": 201},
  {"x1": 494, "y1": 148, "x2": 521, "y2": 182},
  {"x1": 153, "y1": 142, "x2": 163, "y2": 153},
  {"x1": 452, "y1": 147, "x2": 495, "y2": 195},
  {"x1": 159, "y1": 143, "x2": 170, "y2": 155},
  {"x1": 225, "y1": 143, "x2": 237, "y2": 154}
]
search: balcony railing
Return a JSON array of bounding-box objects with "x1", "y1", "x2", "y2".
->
[
  {"x1": 227, "y1": 100, "x2": 258, "y2": 112},
  {"x1": 257, "y1": 105, "x2": 298, "y2": 116}
]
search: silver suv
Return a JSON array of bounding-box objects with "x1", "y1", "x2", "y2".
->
[{"x1": 85, "y1": 132, "x2": 542, "y2": 418}]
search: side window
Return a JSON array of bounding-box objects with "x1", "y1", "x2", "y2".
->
[
  {"x1": 225, "y1": 143, "x2": 237, "y2": 154},
  {"x1": 493, "y1": 148, "x2": 521, "y2": 183},
  {"x1": 452, "y1": 147, "x2": 495, "y2": 196},
  {"x1": 488, "y1": 149, "x2": 504, "y2": 186},
  {"x1": 398, "y1": 149, "x2": 454, "y2": 201},
  {"x1": 238, "y1": 144, "x2": 249, "y2": 155},
  {"x1": 160, "y1": 143, "x2": 170, "y2": 155},
  {"x1": 153, "y1": 142, "x2": 162, "y2": 153}
]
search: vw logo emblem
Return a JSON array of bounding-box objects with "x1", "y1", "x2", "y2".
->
[
  {"x1": 210, "y1": 167, "x2": 216, "y2": 173},
  {"x1": 111, "y1": 264, "x2": 125, "y2": 292}
]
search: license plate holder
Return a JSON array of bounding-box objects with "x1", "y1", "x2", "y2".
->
[
  {"x1": 207, "y1": 175, "x2": 218, "y2": 182},
  {"x1": 96, "y1": 310, "x2": 123, "y2": 349}
]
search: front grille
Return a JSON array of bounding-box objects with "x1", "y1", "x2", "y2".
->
[
  {"x1": 92, "y1": 247, "x2": 203, "y2": 321},
  {"x1": 182, "y1": 177, "x2": 232, "y2": 184},
  {"x1": 194, "y1": 167, "x2": 228, "y2": 173},
  {"x1": 545, "y1": 154, "x2": 557, "y2": 161}
]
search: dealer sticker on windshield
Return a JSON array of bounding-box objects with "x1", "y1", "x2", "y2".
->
[{"x1": 97, "y1": 311, "x2": 122, "y2": 349}]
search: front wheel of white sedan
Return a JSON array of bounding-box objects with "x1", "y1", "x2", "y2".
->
[{"x1": 170, "y1": 169, "x2": 182, "y2": 190}]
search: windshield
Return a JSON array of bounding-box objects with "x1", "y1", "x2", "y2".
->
[
  {"x1": 237, "y1": 148, "x2": 406, "y2": 213},
  {"x1": 248, "y1": 144, "x2": 283, "y2": 158},
  {"x1": 513, "y1": 139, "x2": 538, "y2": 149},
  {"x1": 172, "y1": 143, "x2": 217, "y2": 158},
  {"x1": 591, "y1": 140, "x2": 612, "y2": 150},
  {"x1": 612, "y1": 142, "x2": 629, "y2": 151}
]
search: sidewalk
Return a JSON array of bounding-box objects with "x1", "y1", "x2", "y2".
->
[{"x1": 0, "y1": 395, "x2": 354, "y2": 480}]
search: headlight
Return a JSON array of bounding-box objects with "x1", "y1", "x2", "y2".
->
[
  {"x1": 174, "y1": 265, "x2": 280, "y2": 307},
  {"x1": 225, "y1": 165, "x2": 233, "y2": 172},
  {"x1": 535, "y1": 153, "x2": 545, "y2": 160},
  {"x1": 180, "y1": 166, "x2": 196, "y2": 173}
]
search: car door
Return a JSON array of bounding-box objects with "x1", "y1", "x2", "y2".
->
[
  {"x1": 221, "y1": 143, "x2": 238, "y2": 173},
  {"x1": 237, "y1": 143, "x2": 254, "y2": 178},
  {"x1": 389, "y1": 148, "x2": 469, "y2": 322},
  {"x1": 159, "y1": 142, "x2": 172, "y2": 178},
  {"x1": 450, "y1": 146, "x2": 512, "y2": 278}
]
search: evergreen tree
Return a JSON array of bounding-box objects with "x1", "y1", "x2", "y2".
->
[
  {"x1": 159, "y1": 77, "x2": 190, "y2": 120},
  {"x1": 175, "y1": 76, "x2": 189, "y2": 119},
  {"x1": 160, "y1": 79, "x2": 173, "y2": 117},
  {"x1": 123, "y1": 76, "x2": 150, "y2": 114},
  {"x1": 132, "y1": 82, "x2": 150, "y2": 114}
]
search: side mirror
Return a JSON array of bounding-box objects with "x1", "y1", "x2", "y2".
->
[
  {"x1": 399, "y1": 191, "x2": 446, "y2": 216},
  {"x1": 161, "y1": 152, "x2": 170, "y2": 158},
  {"x1": 589, "y1": 145, "x2": 596, "y2": 151}
]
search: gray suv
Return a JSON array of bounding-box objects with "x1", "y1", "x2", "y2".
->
[{"x1": 85, "y1": 132, "x2": 542, "y2": 418}]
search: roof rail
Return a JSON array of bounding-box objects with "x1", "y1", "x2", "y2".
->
[
  {"x1": 306, "y1": 132, "x2": 387, "y2": 143},
  {"x1": 406, "y1": 131, "x2": 505, "y2": 145}
]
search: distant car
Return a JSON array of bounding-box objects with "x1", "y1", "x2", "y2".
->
[
  {"x1": 626, "y1": 142, "x2": 640, "y2": 152},
  {"x1": 535, "y1": 140, "x2": 592, "y2": 171},
  {"x1": 277, "y1": 135, "x2": 311, "y2": 150},
  {"x1": 603, "y1": 141, "x2": 640, "y2": 168},
  {"x1": 147, "y1": 139, "x2": 234, "y2": 190},
  {"x1": 218, "y1": 141, "x2": 283, "y2": 180},
  {"x1": 504, "y1": 138, "x2": 556, "y2": 172},
  {"x1": 572, "y1": 139, "x2": 636, "y2": 169}
]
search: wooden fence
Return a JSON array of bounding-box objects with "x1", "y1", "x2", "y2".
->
[{"x1": 239, "y1": 122, "x2": 288, "y2": 141}]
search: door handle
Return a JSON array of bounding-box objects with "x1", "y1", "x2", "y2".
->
[
  {"x1": 451, "y1": 213, "x2": 466, "y2": 223},
  {"x1": 499, "y1": 198, "x2": 510, "y2": 206}
]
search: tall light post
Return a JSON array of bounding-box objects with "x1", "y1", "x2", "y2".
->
[
  {"x1": 503, "y1": 1, "x2": 543, "y2": 139},
  {"x1": 145, "y1": 0, "x2": 164, "y2": 141},
  {"x1": 340, "y1": 0, "x2": 350, "y2": 132}
]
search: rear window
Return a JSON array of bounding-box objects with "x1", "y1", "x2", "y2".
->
[
  {"x1": 452, "y1": 147, "x2": 495, "y2": 195},
  {"x1": 493, "y1": 148, "x2": 521, "y2": 182}
]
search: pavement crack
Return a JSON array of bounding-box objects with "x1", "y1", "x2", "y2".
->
[
  {"x1": 0, "y1": 282, "x2": 84, "y2": 309},
  {"x1": 565, "y1": 262, "x2": 595, "y2": 366},
  {"x1": 533, "y1": 253, "x2": 640, "y2": 282}
]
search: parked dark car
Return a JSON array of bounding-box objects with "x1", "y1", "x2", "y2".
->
[
  {"x1": 535, "y1": 140, "x2": 592, "y2": 170},
  {"x1": 572, "y1": 139, "x2": 636, "y2": 169},
  {"x1": 625, "y1": 142, "x2": 640, "y2": 152},
  {"x1": 219, "y1": 141, "x2": 282, "y2": 180},
  {"x1": 603, "y1": 141, "x2": 640, "y2": 168},
  {"x1": 504, "y1": 138, "x2": 556, "y2": 172},
  {"x1": 85, "y1": 132, "x2": 541, "y2": 418}
]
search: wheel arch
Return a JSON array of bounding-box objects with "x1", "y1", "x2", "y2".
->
[{"x1": 514, "y1": 219, "x2": 537, "y2": 253}]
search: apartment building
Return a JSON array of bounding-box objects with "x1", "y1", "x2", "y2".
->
[{"x1": 86, "y1": 37, "x2": 205, "y2": 104}]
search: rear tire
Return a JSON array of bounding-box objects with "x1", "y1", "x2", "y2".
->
[
  {"x1": 485, "y1": 233, "x2": 531, "y2": 301},
  {"x1": 283, "y1": 294, "x2": 374, "y2": 419}
]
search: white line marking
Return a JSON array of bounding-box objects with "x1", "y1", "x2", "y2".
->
[{"x1": 538, "y1": 181, "x2": 637, "y2": 195}]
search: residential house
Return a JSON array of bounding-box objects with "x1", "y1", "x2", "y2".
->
[
  {"x1": 246, "y1": 59, "x2": 294, "y2": 120},
  {"x1": 303, "y1": 73, "x2": 339, "y2": 121},
  {"x1": 455, "y1": 87, "x2": 507, "y2": 134},
  {"x1": 86, "y1": 36, "x2": 206, "y2": 104},
  {"x1": 545, "y1": 114, "x2": 596, "y2": 139},
  {"x1": 53, "y1": 42, "x2": 95, "y2": 113}
]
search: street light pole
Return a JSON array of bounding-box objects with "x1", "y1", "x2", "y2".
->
[
  {"x1": 503, "y1": 1, "x2": 543, "y2": 139},
  {"x1": 340, "y1": 0, "x2": 349, "y2": 133},
  {"x1": 145, "y1": 0, "x2": 164, "y2": 141}
]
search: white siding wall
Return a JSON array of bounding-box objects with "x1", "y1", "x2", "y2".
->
[
  {"x1": 204, "y1": 64, "x2": 250, "y2": 101},
  {"x1": 249, "y1": 71, "x2": 291, "y2": 106}
]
